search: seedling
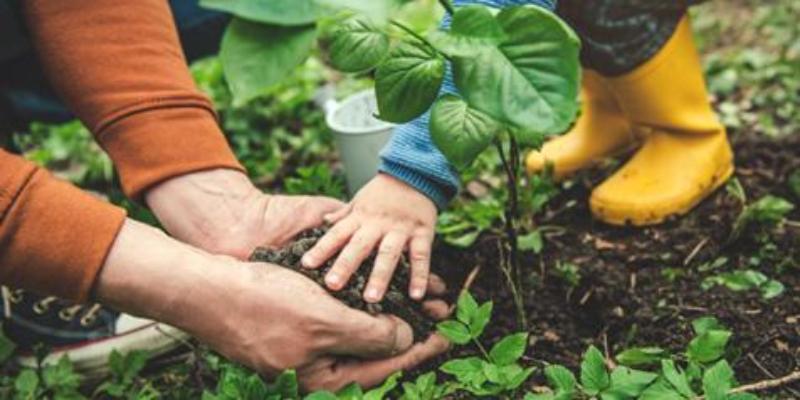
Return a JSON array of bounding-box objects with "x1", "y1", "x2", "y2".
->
[
  {"x1": 205, "y1": 0, "x2": 581, "y2": 329},
  {"x1": 436, "y1": 292, "x2": 535, "y2": 397},
  {"x1": 730, "y1": 195, "x2": 795, "y2": 242}
]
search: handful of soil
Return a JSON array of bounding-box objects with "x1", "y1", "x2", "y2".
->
[{"x1": 249, "y1": 229, "x2": 436, "y2": 339}]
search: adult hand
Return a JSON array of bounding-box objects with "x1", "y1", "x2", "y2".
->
[
  {"x1": 302, "y1": 174, "x2": 438, "y2": 303},
  {"x1": 96, "y1": 219, "x2": 450, "y2": 392},
  {"x1": 145, "y1": 168, "x2": 344, "y2": 259}
]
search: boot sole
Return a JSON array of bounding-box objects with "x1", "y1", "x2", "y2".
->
[{"x1": 591, "y1": 162, "x2": 735, "y2": 226}]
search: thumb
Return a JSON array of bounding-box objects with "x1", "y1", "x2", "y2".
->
[{"x1": 322, "y1": 308, "x2": 414, "y2": 359}]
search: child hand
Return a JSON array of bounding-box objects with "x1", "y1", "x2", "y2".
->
[{"x1": 302, "y1": 174, "x2": 438, "y2": 302}]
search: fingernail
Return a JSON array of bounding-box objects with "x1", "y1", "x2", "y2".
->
[
  {"x1": 394, "y1": 321, "x2": 414, "y2": 352},
  {"x1": 365, "y1": 288, "x2": 381, "y2": 302},
  {"x1": 410, "y1": 288, "x2": 425, "y2": 300},
  {"x1": 326, "y1": 273, "x2": 340, "y2": 288}
]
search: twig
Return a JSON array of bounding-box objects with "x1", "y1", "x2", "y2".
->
[
  {"x1": 461, "y1": 265, "x2": 481, "y2": 295},
  {"x1": 683, "y1": 237, "x2": 709, "y2": 266},
  {"x1": 728, "y1": 370, "x2": 800, "y2": 396},
  {"x1": 694, "y1": 370, "x2": 800, "y2": 399}
]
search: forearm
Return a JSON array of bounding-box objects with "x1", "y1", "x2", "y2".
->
[
  {"x1": 22, "y1": 0, "x2": 243, "y2": 200},
  {"x1": 0, "y1": 150, "x2": 126, "y2": 302},
  {"x1": 94, "y1": 219, "x2": 231, "y2": 331},
  {"x1": 380, "y1": 0, "x2": 557, "y2": 209}
]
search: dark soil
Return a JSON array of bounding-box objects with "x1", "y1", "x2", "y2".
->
[
  {"x1": 249, "y1": 229, "x2": 437, "y2": 339},
  {"x1": 433, "y1": 133, "x2": 799, "y2": 396}
]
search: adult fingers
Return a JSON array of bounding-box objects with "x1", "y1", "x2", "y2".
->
[
  {"x1": 421, "y1": 299, "x2": 451, "y2": 320},
  {"x1": 427, "y1": 273, "x2": 447, "y2": 296},
  {"x1": 325, "y1": 227, "x2": 382, "y2": 290},
  {"x1": 302, "y1": 334, "x2": 450, "y2": 392},
  {"x1": 302, "y1": 217, "x2": 359, "y2": 269},
  {"x1": 323, "y1": 313, "x2": 414, "y2": 359},
  {"x1": 408, "y1": 234, "x2": 433, "y2": 301},
  {"x1": 364, "y1": 231, "x2": 408, "y2": 302}
]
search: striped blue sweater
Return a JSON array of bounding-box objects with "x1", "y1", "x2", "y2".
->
[{"x1": 378, "y1": 0, "x2": 557, "y2": 209}]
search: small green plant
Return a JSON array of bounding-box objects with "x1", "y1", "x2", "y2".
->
[
  {"x1": 284, "y1": 163, "x2": 347, "y2": 199},
  {"x1": 730, "y1": 195, "x2": 795, "y2": 241},
  {"x1": 436, "y1": 197, "x2": 503, "y2": 248},
  {"x1": 436, "y1": 292, "x2": 535, "y2": 397},
  {"x1": 553, "y1": 261, "x2": 581, "y2": 288},
  {"x1": 702, "y1": 269, "x2": 785, "y2": 299}
]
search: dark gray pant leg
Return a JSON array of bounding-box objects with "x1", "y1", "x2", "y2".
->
[{"x1": 557, "y1": 0, "x2": 705, "y2": 76}]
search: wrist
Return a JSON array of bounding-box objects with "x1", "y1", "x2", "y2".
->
[{"x1": 144, "y1": 168, "x2": 269, "y2": 256}]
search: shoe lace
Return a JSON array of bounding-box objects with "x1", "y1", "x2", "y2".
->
[{"x1": 2, "y1": 287, "x2": 103, "y2": 327}]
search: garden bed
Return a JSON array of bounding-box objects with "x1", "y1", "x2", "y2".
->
[{"x1": 428, "y1": 133, "x2": 799, "y2": 397}]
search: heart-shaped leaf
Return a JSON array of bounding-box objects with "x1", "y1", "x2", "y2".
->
[
  {"x1": 376, "y1": 40, "x2": 445, "y2": 123},
  {"x1": 221, "y1": 19, "x2": 316, "y2": 105},
  {"x1": 430, "y1": 95, "x2": 502, "y2": 169},
  {"x1": 319, "y1": 17, "x2": 390, "y2": 73},
  {"x1": 428, "y1": 5, "x2": 506, "y2": 57},
  {"x1": 452, "y1": 5, "x2": 580, "y2": 142},
  {"x1": 201, "y1": 0, "x2": 318, "y2": 26}
]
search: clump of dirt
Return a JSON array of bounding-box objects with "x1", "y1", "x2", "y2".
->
[{"x1": 249, "y1": 229, "x2": 437, "y2": 339}]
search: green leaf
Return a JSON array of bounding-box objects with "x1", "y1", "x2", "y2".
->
[
  {"x1": 201, "y1": 0, "x2": 318, "y2": 25},
  {"x1": 702, "y1": 360, "x2": 735, "y2": 400},
  {"x1": 544, "y1": 365, "x2": 576, "y2": 396},
  {"x1": 489, "y1": 333, "x2": 528, "y2": 366},
  {"x1": 601, "y1": 367, "x2": 658, "y2": 400},
  {"x1": 445, "y1": 230, "x2": 481, "y2": 248},
  {"x1": 761, "y1": 279, "x2": 785, "y2": 299},
  {"x1": 693, "y1": 317, "x2": 726, "y2": 336},
  {"x1": 470, "y1": 301, "x2": 493, "y2": 339},
  {"x1": 364, "y1": 372, "x2": 401, "y2": 400},
  {"x1": 452, "y1": 6, "x2": 580, "y2": 141},
  {"x1": 428, "y1": 5, "x2": 506, "y2": 57},
  {"x1": 305, "y1": 391, "x2": 339, "y2": 400},
  {"x1": 316, "y1": 0, "x2": 405, "y2": 23},
  {"x1": 319, "y1": 17, "x2": 390, "y2": 73},
  {"x1": 14, "y1": 370, "x2": 40, "y2": 397},
  {"x1": 505, "y1": 366, "x2": 536, "y2": 390},
  {"x1": 687, "y1": 329, "x2": 732, "y2": 364},
  {"x1": 375, "y1": 40, "x2": 445, "y2": 123},
  {"x1": 221, "y1": 19, "x2": 316, "y2": 105},
  {"x1": 436, "y1": 320, "x2": 472, "y2": 345},
  {"x1": 661, "y1": 360, "x2": 696, "y2": 398},
  {"x1": 337, "y1": 383, "x2": 364, "y2": 399},
  {"x1": 456, "y1": 291, "x2": 479, "y2": 325},
  {"x1": 581, "y1": 346, "x2": 610, "y2": 395},
  {"x1": 615, "y1": 347, "x2": 666, "y2": 367},
  {"x1": 518, "y1": 230, "x2": 544, "y2": 254},
  {"x1": 270, "y1": 370, "x2": 299, "y2": 399},
  {"x1": 639, "y1": 378, "x2": 685, "y2": 400},
  {"x1": 430, "y1": 95, "x2": 502, "y2": 169},
  {"x1": 440, "y1": 357, "x2": 485, "y2": 386}
]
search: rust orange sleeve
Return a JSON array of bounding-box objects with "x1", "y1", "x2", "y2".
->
[
  {"x1": 0, "y1": 150, "x2": 126, "y2": 302},
  {"x1": 22, "y1": 0, "x2": 244, "y2": 199}
]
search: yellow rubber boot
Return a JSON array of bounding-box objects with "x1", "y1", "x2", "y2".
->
[
  {"x1": 526, "y1": 70, "x2": 637, "y2": 179},
  {"x1": 589, "y1": 16, "x2": 734, "y2": 226}
]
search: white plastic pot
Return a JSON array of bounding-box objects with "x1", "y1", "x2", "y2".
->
[{"x1": 323, "y1": 89, "x2": 396, "y2": 196}]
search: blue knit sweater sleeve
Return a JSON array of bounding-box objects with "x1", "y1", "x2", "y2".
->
[{"x1": 379, "y1": 0, "x2": 557, "y2": 210}]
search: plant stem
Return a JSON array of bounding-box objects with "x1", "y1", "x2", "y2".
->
[
  {"x1": 438, "y1": 0, "x2": 455, "y2": 15},
  {"x1": 473, "y1": 338, "x2": 492, "y2": 362},
  {"x1": 495, "y1": 139, "x2": 528, "y2": 331}
]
